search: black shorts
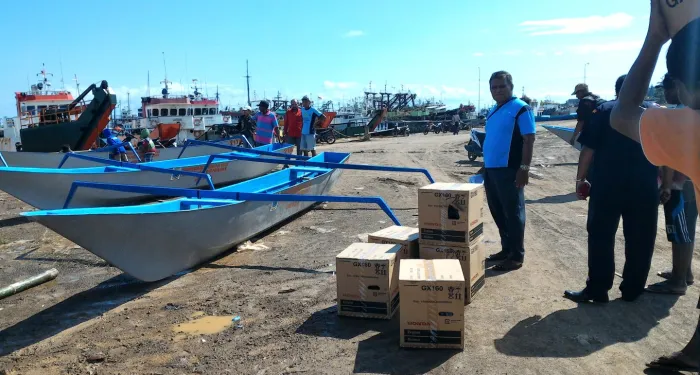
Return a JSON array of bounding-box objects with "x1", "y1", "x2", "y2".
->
[
  {"x1": 285, "y1": 135, "x2": 301, "y2": 147},
  {"x1": 663, "y1": 182, "x2": 698, "y2": 244}
]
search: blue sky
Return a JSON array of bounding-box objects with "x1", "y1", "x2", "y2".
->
[{"x1": 0, "y1": 0, "x2": 668, "y2": 116}]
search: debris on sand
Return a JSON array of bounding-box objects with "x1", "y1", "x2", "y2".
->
[
  {"x1": 237, "y1": 241, "x2": 270, "y2": 252},
  {"x1": 164, "y1": 303, "x2": 182, "y2": 311},
  {"x1": 83, "y1": 351, "x2": 106, "y2": 363},
  {"x1": 305, "y1": 226, "x2": 336, "y2": 234}
]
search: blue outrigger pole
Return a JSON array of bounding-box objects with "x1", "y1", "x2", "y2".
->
[
  {"x1": 55, "y1": 152, "x2": 216, "y2": 190},
  {"x1": 61, "y1": 181, "x2": 401, "y2": 225},
  {"x1": 177, "y1": 138, "x2": 308, "y2": 160},
  {"x1": 193, "y1": 152, "x2": 435, "y2": 185},
  {"x1": 90, "y1": 141, "x2": 142, "y2": 163}
]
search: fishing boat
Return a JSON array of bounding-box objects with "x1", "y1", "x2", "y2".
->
[
  {"x1": 1, "y1": 66, "x2": 116, "y2": 153},
  {"x1": 542, "y1": 125, "x2": 582, "y2": 151},
  {"x1": 23, "y1": 152, "x2": 434, "y2": 281},
  {"x1": 0, "y1": 142, "x2": 294, "y2": 209}
]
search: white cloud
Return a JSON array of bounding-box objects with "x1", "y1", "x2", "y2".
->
[
  {"x1": 502, "y1": 50, "x2": 523, "y2": 56},
  {"x1": 533, "y1": 51, "x2": 547, "y2": 57},
  {"x1": 343, "y1": 30, "x2": 365, "y2": 38},
  {"x1": 323, "y1": 81, "x2": 358, "y2": 90},
  {"x1": 519, "y1": 13, "x2": 634, "y2": 36},
  {"x1": 403, "y1": 84, "x2": 475, "y2": 100},
  {"x1": 473, "y1": 52, "x2": 484, "y2": 57},
  {"x1": 567, "y1": 40, "x2": 642, "y2": 55}
]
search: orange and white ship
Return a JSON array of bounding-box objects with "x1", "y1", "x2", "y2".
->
[{"x1": 2, "y1": 65, "x2": 115, "y2": 152}]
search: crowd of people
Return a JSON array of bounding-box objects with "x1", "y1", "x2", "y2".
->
[
  {"x1": 481, "y1": 2, "x2": 700, "y2": 371},
  {"x1": 236, "y1": 96, "x2": 326, "y2": 156}
]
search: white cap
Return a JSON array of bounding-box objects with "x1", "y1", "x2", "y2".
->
[{"x1": 242, "y1": 105, "x2": 252, "y2": 111}]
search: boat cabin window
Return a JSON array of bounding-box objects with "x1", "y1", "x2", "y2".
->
[
  {"x1": 58, "y1": 105, "x2": 68, "y2": 110},
  {"x1": 147, "y1": 109, "x2": 152, "y2": 117},
  {"x1": 209, "y1": 108, "x2": 216, "y2": 115},
  {"x1": 194, "y1": 108, "x2": 202, "y2": 116},
  {"x1": 187, "y1": 108, "x2": 193, "y2": 116},
  {"x1": 170, "y1": 108, "x2": 177, "y2": 116},
  {"x1": 178, "y1": 108, "x2": 186, "y2": 116},
  {"x1": 25, "y1": 105, "x2": 36, "y2": 114},
  {"x1": 152, "y1": 109, "x2": 159, "y2": 116}
]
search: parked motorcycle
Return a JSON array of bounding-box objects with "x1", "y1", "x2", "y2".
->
[
  {"x1": 465, "y1": 128, "x2": 486, "y2": 161},
  {"x1": 315, "y1": 128, "x2": 336, "y2": 144}
]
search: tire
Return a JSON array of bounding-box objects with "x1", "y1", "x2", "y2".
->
[
  {"x1": 326, "y1": 132, "x2": 336, "y2": 144},
  {"x1": 468, "y1": 152, "x2": 477, "y2": 161},
  {"x1": 424, "y1": 130, "x2": 429, "y2": 135},
  {"x1": 434, "y1": 129, "x2": 440, "y2": 134}
]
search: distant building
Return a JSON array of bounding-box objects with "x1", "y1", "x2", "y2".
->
[{"x1": 565, "y1": 98, "x2": 579, "y2": 107}]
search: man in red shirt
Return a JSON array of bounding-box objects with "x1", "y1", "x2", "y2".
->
[{"x1": 284, "y1": 99, "x2": 303, "y2": 156}]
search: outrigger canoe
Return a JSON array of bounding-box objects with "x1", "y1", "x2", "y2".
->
[
  {"x1": 23, "y1": 152, "x2": 434, "y2": 281},
  {"x1": 542, "y1": 125, "x2": 582, "y2": 151},
  {"x1": 0, "y1": 136, "x2": 251, "y2": 169},
  {"x1": 0, "y1": 142, "x2": 294, "y2": 209}
]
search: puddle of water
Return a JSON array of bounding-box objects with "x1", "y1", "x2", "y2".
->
[{"x1": 172, "y1": 315, "x2": 233, "y2": 335}]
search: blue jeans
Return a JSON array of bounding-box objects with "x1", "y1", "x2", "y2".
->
[{"x1": 484, "y1": 167, "x2": 526, "y2": 262}]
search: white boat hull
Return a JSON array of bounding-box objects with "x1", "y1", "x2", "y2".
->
[
  {"x1": 28, "y1": 167, "x2": 343, "y2": 281},
  {"x1": 0, "y1": 138, "x2": 245, "y2": 168}
]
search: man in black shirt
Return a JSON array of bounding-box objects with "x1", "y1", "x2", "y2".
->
[
  {"x1": 564, "y1": 75, "x2": 659, "y2": 303},
  {"x1": 570, "y1": 84, "x2": 603, "y2": 145},
  {"x1": 238, "y1": 105, "x2": 256, "y2": 147}
]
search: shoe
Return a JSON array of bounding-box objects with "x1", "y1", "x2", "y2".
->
[
  {"x1": 621, "y1": 292, "x2": 643, "y2": 302},
  {"x1": 487, "y1": 251, "x2": 509, "y2": 262},
  {"x1": 563, "y1": 289, "x2": 609, "y2": 303}
]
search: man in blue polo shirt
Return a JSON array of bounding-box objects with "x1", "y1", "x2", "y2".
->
[{"x1": 483, "y1": 71, "x2": 536, "y2": 271}]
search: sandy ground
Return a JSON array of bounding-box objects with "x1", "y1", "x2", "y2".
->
[{"x1": 1, "y1": 121, "x2": 699, "y2": 374}]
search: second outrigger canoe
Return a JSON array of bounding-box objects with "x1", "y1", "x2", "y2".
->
[
  {"x1": 0, "y1": 136, "x2": 250, "y2": 169},
  {"x1": 23, "y1": 151, "x2": 434, "y2": 281},
  {"x1": 542, "y1": 125, "x2": 582, "y2": 151},
  {"x1": 0, "y1": 142, "x2": 295, "y2": 209}
]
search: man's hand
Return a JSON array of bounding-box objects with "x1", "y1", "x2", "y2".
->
[
  {"x1": 569, "y1": 134, "x2": 577, "y2": 146},
  {"x1": 576, "y1": 180, "x2": 591, "y2": 200},
  {"x1": 647, "y1": 0, "x2": 670, "y2": 45},
  {"x1": 515, "y1": 169, "x2": 529, "y2": 188},
  {"x1": 660, "y1": 187, "x2": 672, "y2": 205}
]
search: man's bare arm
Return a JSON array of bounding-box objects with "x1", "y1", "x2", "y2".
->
[
  {"x1": 521, "y1": 134, "x2": 535, "y2": 166},
  {"x1": 576, "y1": 147, "x2": 595, "y2": 181}
]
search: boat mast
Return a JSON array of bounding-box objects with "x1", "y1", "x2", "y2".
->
[
  {"x1": 245, "y1": 60, "x2": 251, "y2": 106},
  {"x1": 161, "y1": 52, "x2": 171, "y2": 97},
  {"x1": 73, "y1": 74, "x2": 80, "y2": 95}
]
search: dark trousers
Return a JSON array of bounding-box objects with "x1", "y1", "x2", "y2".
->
[
  {"x1": 484, "y1": 167, "x2": 526, "y2": 262},
  {"x1": 586, "y1": 187, "x2": 658, "y2": 297}
]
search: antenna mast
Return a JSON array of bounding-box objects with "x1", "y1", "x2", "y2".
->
[
  {"x1": 73, "y1": 74, "x2": 80, "y2": 94},
  {"x1": 161, "y1": 52, "x2": 170, "y2": 92},
  {"x1": 245, "y1": 60, "x2": 251, "y2": 106},
  {"x1": 59, "y1": 57, "x2": 65, "y2": 90}
]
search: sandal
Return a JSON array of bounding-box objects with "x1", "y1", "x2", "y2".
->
[
  {"x1": 647, "y1": 352, "x2": 699, "y2": 372},
  {"x1": 492, "y1": 260, "x2": 523, "y2": 271},
  {"x1": 645, "y1": 281, "x2": 687, "y2": 295},
  {"x1": 657, "y1": 270, "x2": 694, "y2": 285}
]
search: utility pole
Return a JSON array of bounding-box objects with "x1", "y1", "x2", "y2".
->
[
  {"x1": 245, "y1": 60, "x2": 251, "y2": 106},
  {"x1": 478, "y1": 67, "x2": 481, "y2": 113},
  {"x1": 584, "y1": 62, "x2": 590, "y2": 84}
]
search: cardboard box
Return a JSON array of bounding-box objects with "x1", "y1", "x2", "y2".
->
[
  {"x1": 419, "y1": 240, "x2": 486, "y2": 304},
  {"x1": 368, "y1": 226, "x2": 419, "y2": 261},
  {"x1": 399, "y1": 259, "x2": 465, "y2": 350},
  {"x1": 336, "y1": 243, "x2": 401, "y2": 319},
  {"x1": 418, "y1": 183, "x2": 485, "y2": 247}
]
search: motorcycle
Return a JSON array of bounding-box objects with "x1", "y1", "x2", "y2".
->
[
  {"x1": 423, "y1": 123, "x2": 434, "y2": 135},
  {"x1": 464, "y1": 128, "x2": 486, "y2": 161},
  {"x1": 315, "y1": 128, "x2": 336, "y2": 144}
]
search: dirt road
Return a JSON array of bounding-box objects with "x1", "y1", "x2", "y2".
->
[{"x1": 0, "y1": 122, "x2": 697, "y2": 374}]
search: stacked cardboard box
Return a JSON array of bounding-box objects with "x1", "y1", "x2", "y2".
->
[
  {"x1": 417, "y1": 183, "x2": 486, "y2": 304},
  {"x1": 368, "y1": 225, "x2": 419, "y2": 265},
  {"x1": 399, "y1": 259, "x2": 466, "y2": 349},
  {"x1": 336, "y1": 243, "x2": 401, "y2": 319}
]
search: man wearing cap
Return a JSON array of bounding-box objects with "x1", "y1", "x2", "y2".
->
[
  {"x1": 300, "y1": 96, "x2": 326, "y2": 157},
  {"x1": 285, "y1": 99, "x2": 303, "y2": 155},
  {"x1": 238, "y1": 105, "x2": 256, "y2": 147},
  {"x1": 252, "y1": 100, "x2": 278, "y2": 146},
  {"x1": 570, "y1": 84, "x2": 603, "y2": 145}
]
